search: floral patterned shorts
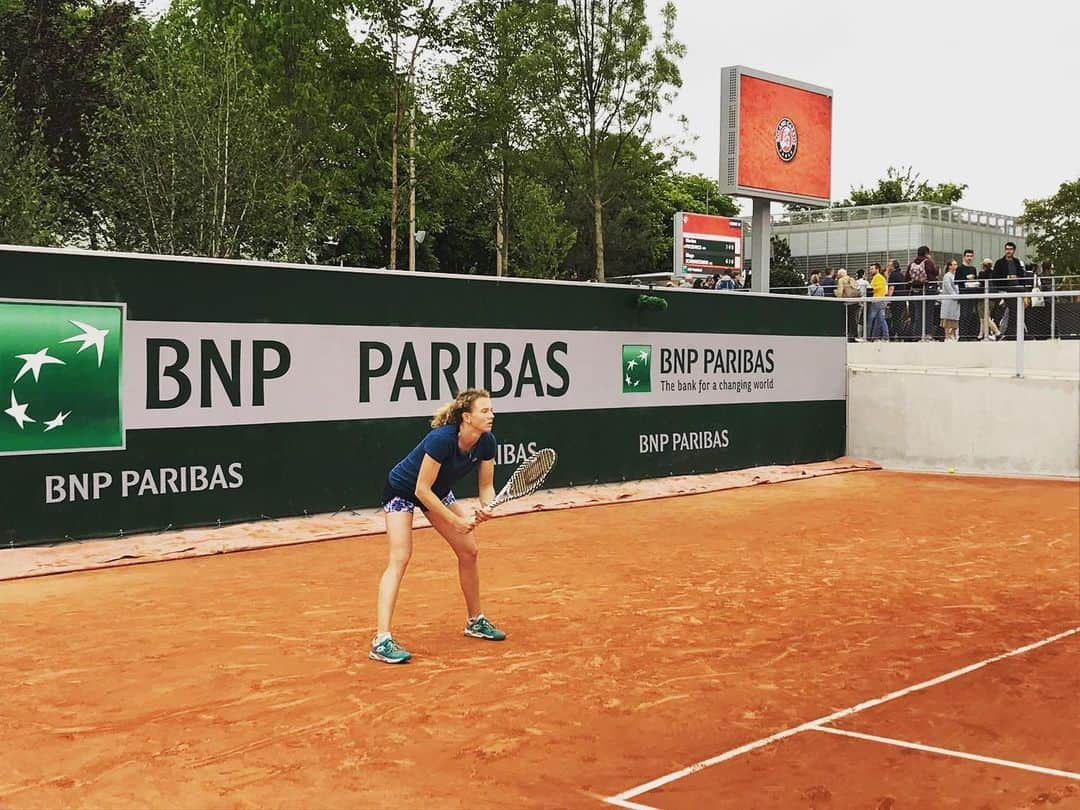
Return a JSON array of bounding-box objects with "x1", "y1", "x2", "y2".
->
[{"x1": 382, "y1": 491, "x2": 456, "y2": 513}]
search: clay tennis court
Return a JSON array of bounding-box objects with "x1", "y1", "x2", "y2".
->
[{"x1": 1, "y1": 469, "x2": 1077, "y2": 808}]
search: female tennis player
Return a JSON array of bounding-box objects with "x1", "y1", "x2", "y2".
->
[{"x1": 370, "y1": 388, "x2": 506, "y2": 664}]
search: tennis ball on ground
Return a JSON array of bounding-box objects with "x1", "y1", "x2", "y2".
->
[{"x1": 947, "y1": 468, "x2": 956, "y2": 474}]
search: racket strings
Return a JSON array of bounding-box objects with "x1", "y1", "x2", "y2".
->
[
  {"x1": 507, "y1": 453, "x2": 555, "y2": 497},
  {"x1": 490, "y1": 448, "x2": 557, "y2": 508}
]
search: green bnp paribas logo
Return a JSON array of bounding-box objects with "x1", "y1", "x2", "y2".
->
[
  {"x1": 1, "y1": 301, "x2": 124, "y2": 455},
  {"x1": 622, "y1": 344, "x2": 651, "y2": 393}
]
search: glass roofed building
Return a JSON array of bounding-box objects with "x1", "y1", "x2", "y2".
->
[{"x1": 747, "y1": 202, "x2": 1028, "y2": 281}]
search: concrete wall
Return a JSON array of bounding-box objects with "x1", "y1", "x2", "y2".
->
[
  {"x1": 847, "y1": 341, "x2": 1079, "y2": 478},
  {"x1": 848, "y1": 340, "x2": 1080, "y2": 374}
]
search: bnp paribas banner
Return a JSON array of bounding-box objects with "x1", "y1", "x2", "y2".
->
[
  {"x1": 1, "y1": 286, "x2": 845, "y2": 545},
  {"x1": 114, "y1": 321, "x2": 844, "y2": 429}
]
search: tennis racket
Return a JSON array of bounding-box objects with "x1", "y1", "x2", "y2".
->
[{"x1": 485, "y1": 448, "x2": 557, "y2": 510}]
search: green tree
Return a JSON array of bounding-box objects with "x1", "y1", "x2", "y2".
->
[
  {"x1": 0, "y1": 0, "x2": 144, "y2": 245},
  {"x1": 91, "y1": 6, "x2": 298, "y2": 257},
  {"x1": 360, "y1": 0, "x2": 451, "y2": 270},
  {"x1": 437, "y1": 0, "x2": 549, "y2": 276},
  {"x1": 1019, "y1": 178, "x2": 1080, "y2": 274},
  {"x1": 843, "y1": 165, "x2": 967, "y2": 207},
  {"x1": 424, "y1": 130, "x2": 575, "y2": 277},
  {"x1": 663, "y1": 173, "x2": 738, "y2": 219},
  {"x1": 195, "y1": 0, "x2": 397, "y2": 265},
  {"x1": 612, "y1": 167, "x2": 737, "y2": 277},
  {"x1": 534, "y1": 0, "x2": 683, "y2": 281},
  {"x1": 767, "y1": 235, "x2": 804, "y2": 293},
  {"x1": 0, "y1": 82, "x2": 61, "y2": 245}
]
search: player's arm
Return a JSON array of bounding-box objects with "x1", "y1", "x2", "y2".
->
[
  {"x1": 475, "y1": 459, "x2": 496, "y2": 522},
  {"x1": 415, "y1": 454, "x2": 473, "y2": 532}
]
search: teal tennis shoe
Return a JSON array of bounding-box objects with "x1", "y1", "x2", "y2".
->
[
  {"x1": 369, "y1": 636, "x2": 412, "y2": 663},
  {"x1": 465, "y1": 614, "x2": 506, "y2": 641}
]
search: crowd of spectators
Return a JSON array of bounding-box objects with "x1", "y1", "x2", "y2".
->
[
  {"x1": 664, "y1": 267, "x2": 752, "y2": 291},
  {"x1": 807, "y1": 242, "x2": 1050, "y2": 342},
  {"x1": 657, "y1": 242, "x2": 1058, "y2": 342}
]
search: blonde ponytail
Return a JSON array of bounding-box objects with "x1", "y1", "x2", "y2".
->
[{"x1": 430, "y1": 388, "x2": 491, "y2": 428}]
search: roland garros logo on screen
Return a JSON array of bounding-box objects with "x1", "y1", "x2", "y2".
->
[{"x1": 775, "y1": 117, "x2": 798, "y2": 162}]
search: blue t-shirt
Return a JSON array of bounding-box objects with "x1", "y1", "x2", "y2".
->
[{"x1": 387, "y1": 425, "x2": 497, "y2": 499}]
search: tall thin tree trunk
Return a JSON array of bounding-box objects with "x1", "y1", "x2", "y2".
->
[
  {"x1": 408, "y1": 83, "x2": 417, "y2": 271},
  {"x1": 591, "y1": 151, "x2": 605, "y2": 282},
  {"x1": 500, "y1": 151, "x2": 510, "y2": 276},
  {"x1": 220, "y1": 53, "x2": 231, "y2": 258},
  {"x1": 495, "y1": 181, "x2": 504, "y2": 277},
  {"x1": 389, "y1": 83, "x2": 400, "y2": 271}
]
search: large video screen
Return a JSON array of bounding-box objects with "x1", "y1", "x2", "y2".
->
[{"x1": 720, "y1": 66, "x2": 832, "y2": 207}]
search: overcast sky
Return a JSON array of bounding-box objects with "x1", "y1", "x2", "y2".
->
[{"x1": 648, "y1": 0, "x2": 1078, "y2": 217}]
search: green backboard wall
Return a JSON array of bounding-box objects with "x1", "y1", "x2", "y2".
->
[{"x1": 0, "y1": 247, "x2": 846, "y2": 545}]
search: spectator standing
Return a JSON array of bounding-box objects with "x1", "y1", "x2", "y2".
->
[
  {"x1": 854, "y1": 269, "x2": 870, "y2": 335},
  {"x1": 868, "y1": 262, "x2": 889, "y2": 341},
  {"x1": 956, "y1": 250, "x2": 980, "y2": 340},
  {"x1": 808, "y1": 273, "x2": 824, "y2": 296},
  {"x1": 907, "y1": 246, "x2": 938, "y2": 340},
  {"x1": 855, "y1": 268, "x2": 870, "y2": 297},
  {"x1": 835, "y1": 269, "x2": 860, "y2": 340},
  {"x1": 821, "y1": 267, "x2": 837, "y2": 300},
  {"x1": 940, "y1": 259, "x2": 961, "y2": 341},
  {"x1": 716, "y1": 271, "x2": 737, "y2": 290},
  {"x1": 887, "y1": 259, "x2": 908, "y2": 340},
  {"x1": 992, "y1": 242, "x2": 1025, "y2": 340},
  {"x1": 977, "y1": 259, "x2": 1002, "y2": 340}
]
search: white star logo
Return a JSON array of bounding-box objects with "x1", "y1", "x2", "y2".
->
[
  {"x1": 627, "y1": 359, "x2": 637, "y2": 370},
  {"x1": 13, "y1": 347, "x2": 66, "y2": 383},
  {"x1": 60, "y1": 320, "x2": 110, "y2": 367},
  {"x1": 43, "y1": 410, "x2": 72, "y2": 432},
  {"x1": 625, "y1": 375, "x2": 632, "y2": 386},
  {"x1": 637, "y1": 350, "x2": 649, "y2": 362},
  {"x1": 4, "y1": 391, "x2": 35, "y2": 429}
]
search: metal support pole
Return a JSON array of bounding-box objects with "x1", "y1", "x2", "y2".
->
[
  {"x1": 1050, "y1": 276, "x2": 1056, "y2": 339},
  {"x1": 1016, "y1": 294, "x2": 1025, "y2": 378},
  {"x1": 750, "y1": 198, "x2": 771, "y2": 293}
]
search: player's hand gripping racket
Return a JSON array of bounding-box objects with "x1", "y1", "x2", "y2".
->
[{"x1": 485, "y1": 448, "x2": 557, "y2": 510}]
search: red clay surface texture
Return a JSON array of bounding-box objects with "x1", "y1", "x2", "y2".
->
[{"x1": 0, "y1": 471, "x2": 1077, "y2": 809}]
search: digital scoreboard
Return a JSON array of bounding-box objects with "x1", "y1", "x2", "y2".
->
[{"x1": 673, "y1": 212, "x2": 743, "y2": 274}]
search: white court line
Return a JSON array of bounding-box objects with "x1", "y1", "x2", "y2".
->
[
  {"x1": 604, "y1": 798, "x2": 660, "y2": 810},
  {"x1": 812, "y1": 726, "x2": 1080, "y2": 781},
  {"x1": 604, "y1": 626, "x2": 1079, "y2": 807}
]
